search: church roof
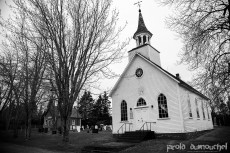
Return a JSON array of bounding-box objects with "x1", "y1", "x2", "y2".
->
[
  {"x1": 109, "y1": 50, "x2": 209, "y2": 100},
  {"x1": 128, "y1": 43, "x2": 160, "y2": 53},
  {"x1": 133, "y1": 9, "x2": 152, "y2": 39},
  {"x1": 44, "y1": 106, "x2": 82, "y2": 118},
  {"x1": 137, "y1": 53, "x2": 209, "y2": 100}
]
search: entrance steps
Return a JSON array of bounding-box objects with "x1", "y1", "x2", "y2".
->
[
  {"x1": 116, "y1": 130, "x2": 155, "y2": 143},
  {"x1": 81, "y1": 131, "x2": 155, "y2": 152},
  {"x1": 81, "y1": 142, "x2": 135, "y2": 153}
]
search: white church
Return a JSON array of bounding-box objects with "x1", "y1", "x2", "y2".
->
[{"x1": 109, "y1": 8, "x2": 213, "y2": 137}]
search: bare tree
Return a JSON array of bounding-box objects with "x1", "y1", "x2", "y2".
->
[
  {"x1": 161, "y1": 0, "x2": 230, "y2": 108},
  {"x1": 11, "y1": 0, "x2": 127, "y2": 142},
  {"x1": 161, "y1": 0, "x2": 229, "y2": 68},
  {"x1": 1, "y1": 11, "x2": 48, "y2": 139},
  {"x1": 0, "y1": 48, "x2": 20, "y2": 131},
  {"x1": 18, "y1": 35, "x2": 47, "y2": 140},
  {"x1": 0, "y1": 55, "x2": 14, "y2": 115}
]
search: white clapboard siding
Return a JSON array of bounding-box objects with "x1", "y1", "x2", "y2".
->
[
  {"x1": 112, "y1": 56, "x2": 183, "y2": 134},
  {"x1": 180, "y1": 87, "x2": 213, "y2": 132},
  {"x1": 111, "y1": 54, "x2": 213, "y2": 134}
]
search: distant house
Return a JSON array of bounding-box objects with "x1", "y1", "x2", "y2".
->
[{"x1": 43, "y1": 107, "x2": 82, "y2": 132}]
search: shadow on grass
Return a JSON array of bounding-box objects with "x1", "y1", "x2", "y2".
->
[
  {"x1": 1, "y1": 127, "x2": 230, "y2": 153},
  {"x1": 0, "y1": 129, "x2": 115, "y2": 153},
  {"x1": 120, "y1": 127, "x2": 230, "y2": 153}
]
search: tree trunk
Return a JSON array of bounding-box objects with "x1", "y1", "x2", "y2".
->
[
  {"x1": 5, "y1": 113, "x2": 11, "y2": 131},
  {"x1": 13, "y1": 91, "x2": 22, "y2": 138},
  {"x1": 28, "y1": 116, "x2": 32, "y2": 139},
  {"x1": 25, "y1": 119, "x2": 28, "y2": 140},
  {"x1": 13, "y1": 107, "x2": 20, "y2": 138},
  {"x1": 222, "y1": 114, "x2": 226, "y2": 126},
  {"x1": 53, "y1": 117, "x2": 57, "y2": 130},
  {"x1": 62, "y1": 117, "x2": 70, "y2": 142},
  {"x1": 5, "y1": 101, "x2": 13, "y2": 131},
  {"x1": 25, "y1": 114, "x2": 31, "y2": 140},
  {"x1": 13, "y1": 118, "x2": 19, "y2": 138}
]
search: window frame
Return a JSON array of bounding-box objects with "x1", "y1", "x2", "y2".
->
[
  {"x1": 195, "y1": 98, "x2": 200, "y2": 119},
  {"x1": 187, "y1": 93, "x2": 193, "y2": 118},
  {"x1": 201, "y1": 100, "x2": 206, "y2": 120},
  {"x1": 121, "y1": 100, "x2": 128, "y2": 121},
  {"x1": 206, "y1": 102, "x2": 210, "y2": 120},
  {"x1": 137, "y1": 97, "x2": 147, "y2": 107},
  {"x1": 72, "y1": 119, "x2": 75, "y2": 125},
  {"x1": 158, "y1": 93, "x2": 169, "y2": 119}
]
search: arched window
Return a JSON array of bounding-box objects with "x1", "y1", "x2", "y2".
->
[
  {"x1": 137, "y1": 98, "x2": 146, "y2": 107},
  {"x1": 206, "y1": 103, "x2": 210, "y2": 120},
  {"x1": 202, "y1": 101, "x2": 205, "y2": 119},
  {"x1": 187, "y1": 94, "x2": 193, "y2": 118},
  {"x1": 195, "y1": 98, "x2": 200, "y2": 118},
  {"x1": 158, "y1": 94, "x2": 168, "y2": 118},
  {"x1": 121, "y1": 100, "x2": 128, "y2": 121}
]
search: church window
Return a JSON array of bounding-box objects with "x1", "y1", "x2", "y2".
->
[
  {"x1": 158, "y1": 94, "x2": 168, "y2": 118},
  {"x1": 195, "y1": 98, "x2": 200, "y2": 118},
  {"x1": 143, "y1": 36, "x2": 146, "y2": 44},
  {"x1": 206, "y1": 103, "x2": 210, "y2": 120},
  {"x1": 76, "y1": 119, "x2": 80, "y2": 125},
  {"x1": 187, "y1": 94, "x2": 192, "y2": 118},
  {"x1": 72, "y1": 119, "x2": 75, "y2": 125},
  {"x1": 137, "y1": 98, "x2": 146, "y2": 107},
  {"x1": 202, "y1": 101, "x2": 205, "y2": 119},
  {"x1": 135, "y1": 68, "x2": 143, "y2": 77},
  {"x1": 121, "y1": 100, "x2": 128, "y2": 121}
]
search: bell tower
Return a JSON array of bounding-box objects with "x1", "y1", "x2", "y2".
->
[
  {"x1": 128, "y1": 3, "x2": 161, "y2": 66},
  {"x1": 133, "y1": 9, "x2": 152, "y2": 47}
]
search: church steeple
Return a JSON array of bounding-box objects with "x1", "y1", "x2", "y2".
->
[
  {"x1": 128, "y1": 3, "x2": 161, "y2": 66},
  {"x1": 133, "y1": 9, "x2": 152, "y2": 47}
]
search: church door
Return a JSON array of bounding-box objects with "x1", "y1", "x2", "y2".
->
[{"x1": 135, "y1": 108, "x2": 149, "y2": 130}]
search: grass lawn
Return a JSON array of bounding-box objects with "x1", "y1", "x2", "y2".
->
[
  {"x1": 1, "y1": 127, "x2": 230, "y2": 153},
  {"x1": 120, "y1": 127, "x2": 230, "y2": 153},
  {"x1": 0, "y1": 129, "x2": 115, "y2": 153}
]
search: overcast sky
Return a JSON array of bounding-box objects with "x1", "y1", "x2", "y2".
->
[
  {"x1": 0, "y1": 0, "x2": 194, "y2": 97},
  {"x1": 97, "y1": 0, "x2": 193, "y2": 96}
]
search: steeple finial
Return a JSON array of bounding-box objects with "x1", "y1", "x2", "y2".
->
[
  {"x1": 133, "y1": 1, "x2": 152, "y2": 46},
  {"x1": 134, "y1": 1, "x2": 142, "y2": 10}
]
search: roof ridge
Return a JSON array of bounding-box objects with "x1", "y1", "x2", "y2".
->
[{"x1": 136, "y1": 53, "x2": 209, "y2": 100}]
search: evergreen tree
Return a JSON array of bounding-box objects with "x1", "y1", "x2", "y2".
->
[
  {"x1": 78, "y1": 91, "x2": 94, "y2": 126},
  {"x1": 92, "y1": 95, "x2": 103, "y2": 122},
  {"x1": 101, "y1": 91, "x2": 111, "y2": 124},
  {"x1": 91, "y1": 91, "x2": 111, "y2": 125}
]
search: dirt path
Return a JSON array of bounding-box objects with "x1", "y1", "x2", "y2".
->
[{"x1": 195, "y1": 126, "x2": 230, "y2": 142}]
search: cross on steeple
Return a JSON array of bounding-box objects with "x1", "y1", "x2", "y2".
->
[
  {"x1": 134, "y1": 1, "x2": 142, "y2": 9},
  {"x1": 133, "y1": 0, "x2": 152, "y2": 47}
]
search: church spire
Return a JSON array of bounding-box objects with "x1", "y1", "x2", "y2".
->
[{"x1": 133, "y1": 8, "x2": 152, "y2": 47}]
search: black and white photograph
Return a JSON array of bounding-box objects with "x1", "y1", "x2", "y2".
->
[{"x1": 0, "y1": 0, "x2": 229, "y2": 152}]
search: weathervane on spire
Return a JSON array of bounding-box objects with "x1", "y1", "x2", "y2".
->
[{"x1": 134, "y1": 1, "x2": 142, "y2": 9}]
